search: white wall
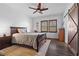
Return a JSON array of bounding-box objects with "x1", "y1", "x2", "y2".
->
[
  {"x1": 63, "y1": 3, "x2": 74, "y2": 44},
  {"x1": 0, "y1": 3, "x2": 73, "y2": 40},
  {"x1": 0, "y1": 4, "x2": 32, "y2": 37},
  {"x1": 32, "y1": 14, "x2": 63, "y2": 39}
]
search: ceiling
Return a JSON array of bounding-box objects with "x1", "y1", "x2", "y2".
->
[{"x1": 0, "y1": 3, "x2": 70, "y2": 18}]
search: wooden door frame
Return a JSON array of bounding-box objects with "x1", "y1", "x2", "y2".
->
[{"x1": 77, "y1": 3, "x2": 79, "y2": 56}]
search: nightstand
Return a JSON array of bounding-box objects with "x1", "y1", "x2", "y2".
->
[{"x1": 0, "y1": 36, "x2": 12, "y2": 50}]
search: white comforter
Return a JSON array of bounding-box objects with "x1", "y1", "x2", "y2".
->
[{"x1": 12, "y1": 33, "x2": 44, "y2": 49}]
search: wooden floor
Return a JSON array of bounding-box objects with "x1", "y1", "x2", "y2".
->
[{"x1": 46, "y1": 39, "x2": 73, "y2": 56}]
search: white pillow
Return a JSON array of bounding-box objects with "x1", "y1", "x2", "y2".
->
[{"x1": 18, "y1": 29, "x2": 27, "y2": 33}]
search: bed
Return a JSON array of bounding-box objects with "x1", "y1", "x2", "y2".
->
[
  {"x1": 0, "y1": 27, "x2": 51, "y2": 56},
  {"x1": 10, "y1": 27, "x2": 46, "y2": 52}
]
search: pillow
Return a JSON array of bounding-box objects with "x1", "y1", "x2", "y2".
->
[{"x1": 18, "y1": 29, "x2": 27, "y2": 33}]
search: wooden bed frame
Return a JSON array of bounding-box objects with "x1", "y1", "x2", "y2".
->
[
  {"x1": 10, "y1": 27, "x2": 27, "y2": 36},
  {"x1": 10, "y1": 27, "x2": 46, "y2": 52}
]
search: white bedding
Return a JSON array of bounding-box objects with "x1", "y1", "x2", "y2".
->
[{"x1": 12, "y1": 33, "x2": 45, "y2": 50}]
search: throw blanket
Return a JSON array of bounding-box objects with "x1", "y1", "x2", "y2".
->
[{"x1": 12, "y1": 33, "x2": 38, "y2": 49}]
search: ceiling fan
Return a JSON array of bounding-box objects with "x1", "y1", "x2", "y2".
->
[{"x1": 29, "y1": 3, "x2": 48, "y2": 14}]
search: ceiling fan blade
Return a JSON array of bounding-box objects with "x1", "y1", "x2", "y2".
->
[
  {"x1": 29, "y1": 7, "x2": 37, "y2": 10},
  {"x1": 40, "y1": 8, "x2": 48, "y2": 11},
  {"x1": 33, "y1": 10, "x2": 37, "y2": 14}
]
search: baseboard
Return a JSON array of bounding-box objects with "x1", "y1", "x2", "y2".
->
[{"x1": 68, "y1": 44, "x2": 77, "y2": 56}]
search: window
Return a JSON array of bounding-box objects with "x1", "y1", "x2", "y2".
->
[
  {"x1": 41, "y1": 20, "x2": 57, "y2": 32},
  {"x1": 41, "y1": 20, "x2": 48, "y2": 32}
]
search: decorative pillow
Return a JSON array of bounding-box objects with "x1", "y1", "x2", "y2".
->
[{"x1": 18, "y1": 29, "x2": 27, "y2": 33}]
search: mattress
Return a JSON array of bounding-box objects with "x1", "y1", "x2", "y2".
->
[{"x1": 0, "y1": 40, "x2": 51, "y2": 56}]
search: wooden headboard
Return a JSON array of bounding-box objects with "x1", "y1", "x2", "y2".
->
[{"x1": 10, "y1": 27, "x2": 27, "y2": 36}]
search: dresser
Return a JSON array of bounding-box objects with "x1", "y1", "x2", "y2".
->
[
  {"x1": 59, "y1": 28, "x2": 65, "y2": 42},
  {"x1": 0, "y1": 36, "x2": 12, "y2": 50}
]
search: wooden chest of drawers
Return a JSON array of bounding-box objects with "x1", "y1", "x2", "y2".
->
[
  {"x1": 59, "y1": 28, "x2": 65, "y2": 42},
  {"x1": 0, "y1": 36, "x2": 12, "y2": 50}
]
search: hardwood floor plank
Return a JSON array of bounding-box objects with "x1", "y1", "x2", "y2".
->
[{"x1": 46, "y1": 39, "x2": 73, "y2": 56}]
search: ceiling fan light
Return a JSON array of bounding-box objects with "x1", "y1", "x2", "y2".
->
[{"x1": 38, "y1": 10, "x2": 40, "y2": 12}]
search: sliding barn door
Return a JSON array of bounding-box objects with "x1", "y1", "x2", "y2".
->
[{"x1": 68, "y1": 4, "x2": 78, "y2": 55}]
